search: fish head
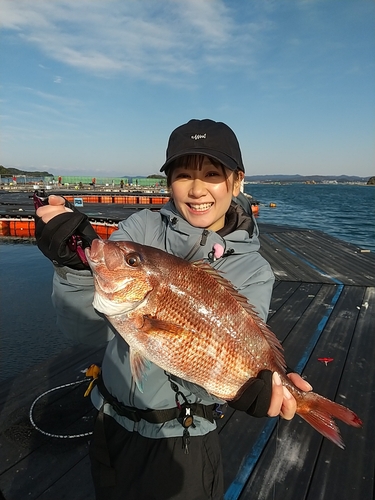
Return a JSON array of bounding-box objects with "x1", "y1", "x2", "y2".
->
[{"x1": 85, "y1": 239, "x2": 154, "y2": 316}]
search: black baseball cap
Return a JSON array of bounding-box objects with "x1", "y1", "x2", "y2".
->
[{"x1": 160, "y1": 119, "x2": 245, "y2": 173}]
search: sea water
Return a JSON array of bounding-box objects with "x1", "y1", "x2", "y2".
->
[
  {"x1": 1, "y1": 184, "x2": 374, "y2": 382},
  {"x1": 0, "y1": 244, "x2": 73, "y2": 382},
  {"x1": 247, "y1": 183, "x2": 375, "y2": 252}
]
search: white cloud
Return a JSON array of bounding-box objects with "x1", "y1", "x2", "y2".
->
[{"x1": 0, "y1": 0, "x2": 271, "y2": 83}]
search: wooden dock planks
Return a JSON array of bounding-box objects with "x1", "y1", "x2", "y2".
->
[
  {"x1": 232, "y1": 284, "x2": 371, "y2": 500},
  {"x1": 0, "y1": 345, "x2": 104, "y2": 499},
  {"x1": 259, "y1": 228, "x2": 375, "y2": 286}
]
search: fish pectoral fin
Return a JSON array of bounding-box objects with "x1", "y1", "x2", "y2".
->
[
  {"x1": 129, "y1": 349, "x2": 151, "y2": 394},
  {"x1": 141, "y1": 316, "x2": 187, "y2": 335}
]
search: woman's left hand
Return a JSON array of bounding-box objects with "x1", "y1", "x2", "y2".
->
[{"x1": 267, "y1": 372, "x2": 312, "y2": 420}]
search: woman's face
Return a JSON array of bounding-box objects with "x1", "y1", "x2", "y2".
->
[{"x1": 170, "y1": 156, "x2": 240, "y2": 232}]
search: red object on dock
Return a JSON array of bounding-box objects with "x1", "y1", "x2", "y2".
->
[{"x1": 318, "y1": 357, "x2": 334, "y2": 366}]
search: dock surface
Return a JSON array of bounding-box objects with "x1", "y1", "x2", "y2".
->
[{"x1": 0, "y1": 195, "x2": 374, "y2": 500}]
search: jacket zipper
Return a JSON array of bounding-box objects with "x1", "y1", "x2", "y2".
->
[
  {"x1": 200, "y1": 229, "x2": 209, "y2": 246},
  {"x1": 183, "y1": 229, "x2": 210, "y2": 261}
]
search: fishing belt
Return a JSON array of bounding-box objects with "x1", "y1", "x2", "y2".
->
[
  {"x1": 91, "y1": 373, "x2": 217, "y2": 485},
  {"x1": 96, "y1": 374, "x2": 215, "y2": 424}
]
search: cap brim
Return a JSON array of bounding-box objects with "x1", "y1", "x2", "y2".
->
[{"x1": 160, "y1": 149, "x2": 241, "y2": 173}]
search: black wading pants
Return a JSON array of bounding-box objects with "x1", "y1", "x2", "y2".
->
[{"x1": 89, "y1": 412, "x2": 224, "y2": 500}]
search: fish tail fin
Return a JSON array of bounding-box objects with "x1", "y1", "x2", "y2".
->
[{"x1": 297, "y1": 392, "x2": 362, "y2": 449}]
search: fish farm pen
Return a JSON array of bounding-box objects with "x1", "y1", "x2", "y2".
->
[{"x1": 0, "y1": 190, "x2": 374, "y2": 500}]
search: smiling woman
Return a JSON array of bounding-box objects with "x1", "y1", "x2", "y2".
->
[
  {"x1": 168, "y1": 155, "x2": 240, "y2": 232},
  {"x1": 32, "y1": 117, "x2": 313, "y2": 500}
]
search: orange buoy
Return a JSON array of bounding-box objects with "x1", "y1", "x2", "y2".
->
[
  {"x1": 0, "y1": 220, "x2": 10, "y2": 236},
  {"x1": 269, "y1": 202, "x2": 277, "y2": 208},
  {"x1": 91, "y1": 223, "x2": 118, "y2": 239},
  {"x1": 8, "y1": 218, "x2": 35, "y2": 237},
  {"x1": 0, "y1": 217, "x2": 120, "y2": 241}
]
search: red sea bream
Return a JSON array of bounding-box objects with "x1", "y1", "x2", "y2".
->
[{"x1": 86, "y1": 239, "x2": 362, "y2": 448}]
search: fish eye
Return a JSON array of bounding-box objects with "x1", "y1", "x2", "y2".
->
[{"x1": 125, "y1": 253, "x2": 141, "y2": 267}]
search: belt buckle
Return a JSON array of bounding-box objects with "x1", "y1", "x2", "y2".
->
[{"x1": 179, "y1": 406, "x2": 195, "y2": 429}]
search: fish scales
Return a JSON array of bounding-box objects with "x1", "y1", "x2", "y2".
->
[
  {"x1": 86, "y1": 239, "x2": 362, "y2": 449},
  {"x1": 150, "y1": 273, "x2": 278, "y2": 398}
]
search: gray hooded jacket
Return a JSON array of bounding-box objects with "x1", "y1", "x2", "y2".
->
[{"x1": 51, "y1": 201, "x2": 275, "y2": 439}]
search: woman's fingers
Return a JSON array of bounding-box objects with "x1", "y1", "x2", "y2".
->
[
  {"x1": 279, "y1": 386, "x2": 297, "y2": 420},
  {"x1": 36, "y1": 196, "x2": 73, "y2": 222},
  {"x1": 287, "y1": 372, "x2": 313, "y2": 392},
  {"x1": 267, "y1": 371, "x2": 311, "y2": 420},
  {"x1": 48, "y1": 195, "x2": 66, "y2": 206},
  {"x1": 267, "y1": 372, "x2": 284, "y2": 417}
]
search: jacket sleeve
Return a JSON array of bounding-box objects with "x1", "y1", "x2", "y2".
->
[
  {"x1": 51, "y1": 267, "x2": 115, "y2": 345},
  {"x1": 239, "y1": 259, "x2": 275, "y2": 323},
  {"x1": 111, "y1": 209, "x2": 163, "y2": 246},
  {"x1": 216, "y1": 250, "x2": 275, "y2": 323}
]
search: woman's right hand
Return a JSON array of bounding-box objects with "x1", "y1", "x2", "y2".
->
[
  {"x1": 34, "y1": 195, "x2": 98, "y2": 270},
  {"x1": 36, "y1": 195, "x2": 73, "y2": 222}
]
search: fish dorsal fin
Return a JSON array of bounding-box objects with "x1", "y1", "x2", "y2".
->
[{"x1": 192, "y1": 260, "x2": 286, "y2": 371}]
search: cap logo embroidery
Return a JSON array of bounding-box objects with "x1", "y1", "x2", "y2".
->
[{"x1": 191, "y1": 134, "x2": 206, "y2": 140}]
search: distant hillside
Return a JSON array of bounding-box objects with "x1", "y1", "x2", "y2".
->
[
  {"x1": 0, "y1": 166, "x2": 166, "y2": 179},
  {"x1": 245, "y1": 174, "x2": 371, "y2": 183},
  {"x1": 0, "y1": 166, "x2": 53, "y2": 177}
]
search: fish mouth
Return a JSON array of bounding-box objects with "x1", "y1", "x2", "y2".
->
[
  {"x1": 187, "y1": 202, "x2": 214, "y2": 212},
  {"x1": 86, "y1": 240, "x2": 148, "y2": 316},
  {"x1": 85, "y1": 240, "x2": 102, "y2": 266},
  {"x1": 85, "y1": 241, "x2": 135, "y2": 294}
]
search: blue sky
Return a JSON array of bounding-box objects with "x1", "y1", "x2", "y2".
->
[{"x1": 1, "y1": 0, "x2": 374, "y2": 178}]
